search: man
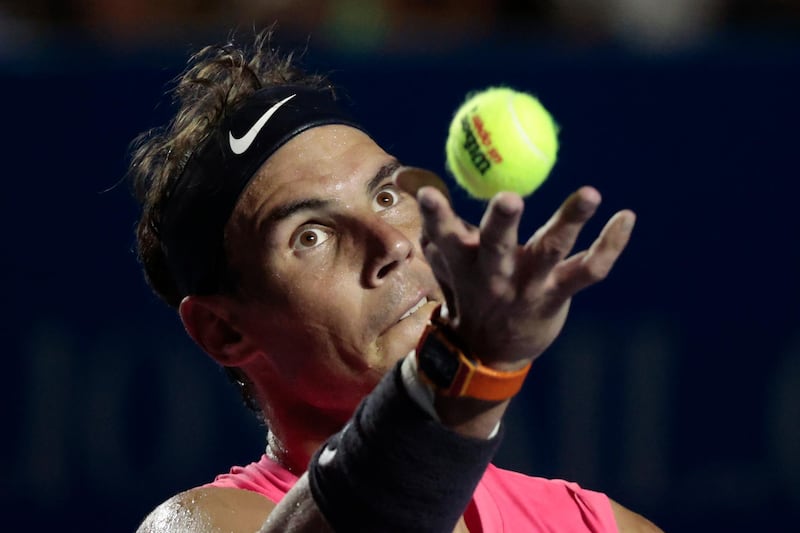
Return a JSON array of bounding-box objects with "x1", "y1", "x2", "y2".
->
[{"x1": 131, "y1": 30, "x2": 661, "y2": 532}]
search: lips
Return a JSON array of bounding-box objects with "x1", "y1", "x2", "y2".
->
[{"x1": 399, "y1": 297, "x2": 428, "y2": 321}]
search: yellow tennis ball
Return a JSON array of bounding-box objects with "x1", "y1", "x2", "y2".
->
[{"x1": 445, "y1": 87, "x2": 559, "y2": 199}]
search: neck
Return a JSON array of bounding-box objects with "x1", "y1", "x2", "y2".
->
[{"x1": 259, "y1": 389, "x2": 355, "y2": 474}]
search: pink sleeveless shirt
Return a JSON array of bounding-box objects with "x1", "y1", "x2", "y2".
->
[{"x1": 207, "y1": 455, "x2": 618, "y2": 532}]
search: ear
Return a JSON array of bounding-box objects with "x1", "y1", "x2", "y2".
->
[{"x1": 178, "y1": 295, "x2": 260, "y2": 367}]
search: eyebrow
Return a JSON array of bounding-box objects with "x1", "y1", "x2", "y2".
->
[
  {"x1": 265, "y1": 198, "x2": 330, "y2": 225},
  {"x1": 263, "y1": 159, "x2": 402, "y2": 227},
  {"x1": 365, "y1": 159, "x2": 402, "y2": 195}
]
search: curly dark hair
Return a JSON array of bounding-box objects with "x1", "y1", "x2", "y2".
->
[
  {"x1": 128, "y1": 29, "x2": 333, "y2": 413},
  {"x1": 129, "y1": 29, "x2": 331, "y2": 309}
]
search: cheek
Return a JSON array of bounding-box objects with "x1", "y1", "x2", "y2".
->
[
  {"x1": 270, "y1": 270, "x2": 372, "y2": 343},
  {"x1": 387, "y1": 202, "x2": 424, "y2": 236}
]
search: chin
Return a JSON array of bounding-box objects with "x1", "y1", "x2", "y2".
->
[{"x1": 375, "y1": 300, "x2": 438, "y2": 370}]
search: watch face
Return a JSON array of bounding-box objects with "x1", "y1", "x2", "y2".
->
[{"x1": 418, "y1": 332, "x2": 460, "y2": 389}]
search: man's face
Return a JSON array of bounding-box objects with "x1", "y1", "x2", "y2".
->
[{"x1": 224, "y1": 125, "x2": 443, "y2": 409}]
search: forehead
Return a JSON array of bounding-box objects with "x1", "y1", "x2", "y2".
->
[{"x1": 235, "y1": 124, "x2": 392, "y2": 214}]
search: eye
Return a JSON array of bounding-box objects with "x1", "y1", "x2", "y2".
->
[
  {"x1": 372, "y1": 186, "x2": 400, "y2": 212},
  {"x1": 291, "y1": 226, "x2": 331, "y2": 250}
]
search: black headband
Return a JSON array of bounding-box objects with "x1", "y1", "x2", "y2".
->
[{"x1": 161, "y1": 85, "x2": 365, "y2": 297}]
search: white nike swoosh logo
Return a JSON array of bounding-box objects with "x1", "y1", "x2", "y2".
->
[
  {"x1": 318, "y1": 445, "x2": 337, "y2": 466},
  {"x1": 228, "y1": 94, "x2": 297, "y2": 155}
]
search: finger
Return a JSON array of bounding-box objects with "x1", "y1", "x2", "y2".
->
[
  {"x1": 522, "y1": 186, "x2": 602, "y2": 280},
  {"x1": 392, "y1": 166, "x2": 451, "y2": 202},
  {"x1": 478, "y1": 192, "x2": 524, "y2": 279},
  {"x1": 417, "y1": 185, "x2": 476, "y2": 254},
  {"x1": 421, "y1": 242, "x2": 460, "y2": 324},
  {"x1": 547, "y1": 209, "x2": 636, "y2": 298}
]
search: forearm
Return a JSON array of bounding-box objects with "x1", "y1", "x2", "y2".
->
[{"x1": 261, "y1": 359, "x2": 504, "y2": 533}]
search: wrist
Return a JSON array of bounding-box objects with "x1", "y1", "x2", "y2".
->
[
  {"x1": 415, "y1": 305, "x2": 532, "y2": 402},
  {"x1": 401, "y1": 352, "x2": 502, "y2": 440},
  {"x1": 434, "y1": 395, "x2": 507, "y2": 440}
]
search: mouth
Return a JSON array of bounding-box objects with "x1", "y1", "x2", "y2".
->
[{"x1": 399, "y1": 297, "x2": 428, "y2": 321}]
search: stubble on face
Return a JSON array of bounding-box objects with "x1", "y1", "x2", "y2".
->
[{"x1": 221, "y1": 126, "x2": 443, "y2": 406}]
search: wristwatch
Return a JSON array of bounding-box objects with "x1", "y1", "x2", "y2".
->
[{"x1": 415, "y1": 306, "x2": 531, "y2": 402}]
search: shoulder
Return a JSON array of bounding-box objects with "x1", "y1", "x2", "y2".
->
[
  {"x1": 136, "y1": 486, "x2": 277, "y2": 533},
  {"x1": 608, "y1": 499, "x2": 663, "y2": 533},
  {"x1": 481, "y1": 466, "x2": 661, "y2": 532}
]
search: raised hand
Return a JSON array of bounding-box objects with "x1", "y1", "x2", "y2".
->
[{"x1": 395, "y1": 167, "x2": 636, "y2": 371}]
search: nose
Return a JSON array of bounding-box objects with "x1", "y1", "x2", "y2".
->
[{"x1": 363, "y1": 218, "x2": 414, "y2": 287}]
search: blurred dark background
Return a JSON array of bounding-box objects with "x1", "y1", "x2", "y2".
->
[{"x1": 2, "y1": 1, "x2": 799, "y2": 531}]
